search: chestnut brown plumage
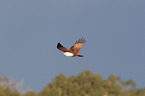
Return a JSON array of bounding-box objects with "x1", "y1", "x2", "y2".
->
[
  {"x1": 57, "y1": 38, "x2": 86, "y2": 57},
  {"x1": 57, "y1": 43, "x2": 69, "y2": 52}
]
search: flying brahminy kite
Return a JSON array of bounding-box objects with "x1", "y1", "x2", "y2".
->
[{"x1": 57, "y1": 38, "x2": 86, "y2": 57}]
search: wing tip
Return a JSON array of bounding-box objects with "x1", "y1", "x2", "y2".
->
[
  {"x1": 57, "y1": 43, "x2": 63, "y2": 48},
  {"x1": 75, "y1": 38, "x2": 86, "y2": 44}
]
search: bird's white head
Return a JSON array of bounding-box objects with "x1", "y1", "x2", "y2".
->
[{"x1": 63, "y1": 52, "x2": 74, "y2": 57}]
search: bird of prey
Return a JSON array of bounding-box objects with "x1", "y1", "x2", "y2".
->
[{"x1": 57, "y1": 38, "x2": 86, "y2": 57}]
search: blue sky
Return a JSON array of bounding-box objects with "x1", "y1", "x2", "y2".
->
[{"x1": 0, "y1": 0, "x2": 145, "y2": 92}]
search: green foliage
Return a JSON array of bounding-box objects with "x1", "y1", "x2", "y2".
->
[
  {"x1": 0, "y1": 70, "x2": 145, "y2": 96},
  {"x1": 39, "y1": 70, "x2": 140, "y2": 96},
  {"x1": 23, "y1": 90, "x2": 38, "y2": 96}
]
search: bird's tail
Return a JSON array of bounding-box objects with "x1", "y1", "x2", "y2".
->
[{"x1": 78, "y1": 55, "x2": 84, "y2": 57}]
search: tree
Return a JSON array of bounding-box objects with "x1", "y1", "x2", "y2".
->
[{"x1": 1, "y1": 70, "x2": 145, "y2": 96}]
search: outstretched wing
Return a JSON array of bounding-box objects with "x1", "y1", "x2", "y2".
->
[
  {"x1": 57, "y1": 43, "x2": 69, "y2": 52},
  {"x1": 69, "y1": 38, "x2": 86, "y2": 54}
]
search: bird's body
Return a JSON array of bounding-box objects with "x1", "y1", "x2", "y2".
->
[
  {"x1": 63, "y1": 52, "x2": 74, "y2": 57},
  {"x1": 57, "y1": 38, "x2": 86, "y2": 57}
]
